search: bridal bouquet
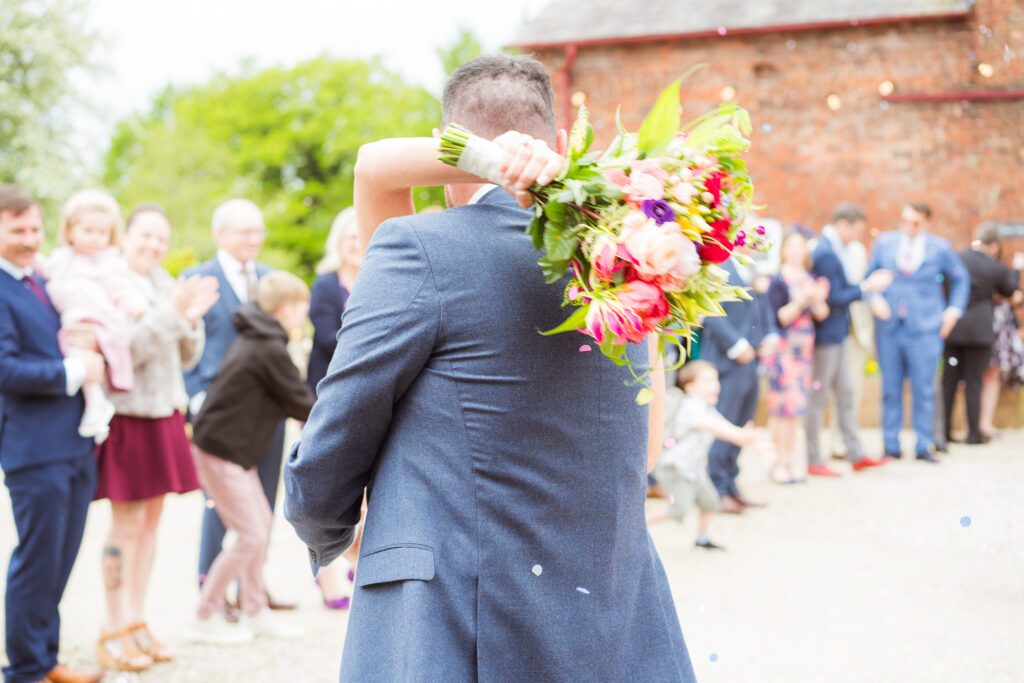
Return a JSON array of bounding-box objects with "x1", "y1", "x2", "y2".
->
[{"x1": 439, "y1": 73, "x2": 768, "y2": 402}]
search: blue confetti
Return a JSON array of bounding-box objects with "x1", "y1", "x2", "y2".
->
[
  {"x1": 710, "y1": 653, "x2": 719, "y2": 662},
  {"x1": 576, "y1": 586, "x2": 590, "y2": 595},
  {"x1": 762, "y1": 123, "x2": 773, "y2": 132},
  {"x1": 960, "y1": 516, "x2": 972, "y2": 528}
]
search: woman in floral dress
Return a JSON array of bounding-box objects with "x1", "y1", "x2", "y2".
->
[{"x1": 765, "y1": 230, "x2": 830, "y2": 483}]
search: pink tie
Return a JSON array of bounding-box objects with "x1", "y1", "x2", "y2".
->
[{"x1": 23, "y1": 274, "x2": 54, "y2": 311}]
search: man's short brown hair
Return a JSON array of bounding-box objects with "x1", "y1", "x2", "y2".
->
[
  {"x1": 442, "y1": 55, "x2": 556, "y2": 145},
  {"x1": 256, "y1": 271, "x2": 310, "y2": 314},
  {"x1": 831, "y1": 203, "x2": 865, "y2": 225},
  {"x1": 905, "y1": 202, "x2": 932, "y2": 219},
  {"x1": 0, "y1": 185, "x2": 37, "y2": 217}
]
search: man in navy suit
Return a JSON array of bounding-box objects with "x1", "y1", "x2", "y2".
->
[
  {"x1": 180, "y1": 199, "x2": 289, "y2": 607},
  {"x1": 0, "y1": 186, "x2": 105, "y2": 683},
  {"x1": 285, "y1": 56, "x2": 694, "y2": 681},
  {"x1": 804, "y1": 203, "x2": 893, "y2": 476},
  {"x1": 866, "y1": 203, "x2": 969, "y2": 461},
  {"x1": 700, "y1": 247, "x2": 777, "y2": 512}
]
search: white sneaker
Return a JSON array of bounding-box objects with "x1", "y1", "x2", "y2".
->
[
  {"x1": 245, "y1": 610, "x2": 304, "y2": 639},
  {"x1": 183, "y1": 611, "x2": 254, "y2": 645}
]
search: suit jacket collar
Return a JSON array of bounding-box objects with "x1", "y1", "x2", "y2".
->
[
  {"x1": 0, "y1": 254, "x2": 29, "y2": 281},
  {"x1": 207, "y1": 256, "x2": 242, "y2": 309}
]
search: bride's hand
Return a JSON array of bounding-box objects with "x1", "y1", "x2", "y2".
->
[{"x1": 492, "y1": 131, "x2": 565, "y2": 208}]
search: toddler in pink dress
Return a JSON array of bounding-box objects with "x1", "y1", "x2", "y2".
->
[{"x1": 43, "y1": 190, "x2": 146, "y2": 442}]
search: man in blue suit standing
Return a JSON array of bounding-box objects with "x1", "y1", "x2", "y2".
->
[
  {"x1": 0, "y1": 186, "x2": 105, "y2": 683},
  {"x1": 285, "y1": 56, "x2": 694, "y2": 681},
  {"x1": 700, "y1": 246, "x2": 777, "y2": 512},
  {"x1": 181, "y1": 199, "x2": 290, "y2": 608},
  {"x1": 866, "y1": 202, "x2": 969, "y2": 461},
  {"x1": 804, "y1": 203, "x2": 893, "y2": 475}
]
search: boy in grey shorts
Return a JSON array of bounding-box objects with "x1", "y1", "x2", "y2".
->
[{"x1": 649, "y1": 360, "x2": 768, "y2": 549}]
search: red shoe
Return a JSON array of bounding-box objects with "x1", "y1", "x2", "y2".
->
[
  {"x1": 852, "y1": 457, "x2": 886, "y2": 472},
  {"x1": 807, "y1": 463, "x2": 841, "y2": 477}
]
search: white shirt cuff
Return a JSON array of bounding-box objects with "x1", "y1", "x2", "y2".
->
[
  {"x1": 63, "y1": 358, "x2": 86, "y2": 396},
  {"x1": 726, "y1": 338, "x2": 752, "y2": 360},
  {"x1": 189, "y1": 391, "x2": 207, "y2": 417},
  {"x1": 944, "y1": 307, "x2": 962, "y2": 319},
  {"x1": 761, "y1": 333, "x2": 780, "y2": 348}
]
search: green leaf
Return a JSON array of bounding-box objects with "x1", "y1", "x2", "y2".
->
[
  {"x1": 540, "y1": 305, "x2": 588, "y2": 336},
  {"x1": 637, "y1": 78, "x2": 681, "y2": 156},
  {"x1": 635, "y1": 388, "x2": 653, "y2": 405}
]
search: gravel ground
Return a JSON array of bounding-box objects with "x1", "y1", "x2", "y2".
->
[{"x1": 1, "y1": 427, "x2": 1021, "y2": 682}]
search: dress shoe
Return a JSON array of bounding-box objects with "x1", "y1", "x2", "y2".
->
[
  {"x1": 719, "y1": 495, "x2": 744, "y2": 514},
  {"x1": 695, "y1": 538, "x2": 726, "y2": 550},
  {"x1": 807, "y1": 463, "x2": 841, "y2": 477},
  {"x1": 934, "y1": 442, "x2": 948, "y2": 453},
  {"x1": 266, "y1": 592, "x2": 297, "y2": 610},
  {"x1": 965, "y1": 434, "x2": 991, "y2": 445},
  {"x1": 851, "y1": 457, "x2": 886, "y2": 472},
  {"x1": 731, "y1": 492, "x2": 765, "y2": 508},
  {"x1": 46, "y1": 664, "x2": 104, "y2": 683},
  {"x1": 915, "y1": 452, "x2": 940, "y2": 464}
]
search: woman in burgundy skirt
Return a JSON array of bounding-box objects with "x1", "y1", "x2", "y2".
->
[{"x1": 93, "y1": 204, "x2": 219, "y2": 671}]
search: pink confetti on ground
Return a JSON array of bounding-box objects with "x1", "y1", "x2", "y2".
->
[
  {"x1": 576, "y1": 587, "x2": 590, "y2": 595},
  {"x1": 579, "y1": 345, "x2": 592, "y2": 352}
]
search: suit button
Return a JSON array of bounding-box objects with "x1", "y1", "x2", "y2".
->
[{"x1": 309, "y1": 548, "x2": 317, "y2": 562}]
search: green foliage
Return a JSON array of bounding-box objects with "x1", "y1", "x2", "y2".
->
[
  {"x1": 103, "y1": 57, "x2": 444, "y2": 280},
  {"x1": 0, "y1": 0, "x2": 99, "y2": 225},
  {"x1": 435, "y1": 27, "x2": 484, "y2": 80},
  {"x1": 636, "y1": 78, "x2": 682, "y2": 157}
]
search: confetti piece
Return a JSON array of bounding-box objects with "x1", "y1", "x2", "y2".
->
[
  {"x1": 710, "y1": 653, "x2": 719, "y2": 662},
  {"x1": 762, "y1": 123, "x2": 772, "y2": 133},
  {"x1": 579, "y1": 344, "x2": 592, "y2": 352},
  {"x1": 826, "y1": 94, "x2": 842, "y2": 111},
  {"x1": 786, "y1": 40, "x2": 796, "y2": 50},
  {"x1": 967, "y1": 51, "x2": 976, "y2": 61},
  {"x1": 960, "y1": 516, "x2": 972, "y2": 528},
  {"x1": 669, "y1": 494, "x2": 676, "y2": 505},
  {"x1": 846, "y1": 42, "x2": 858, "y2": 52},
  {"x1": 205, "y1": 499, "x2": 216, "y2": 509},
  {"x1": 812, "y1": 381, "x2": 822, "y2": 390},
  {"x1": 664, "y1": 437, "x2": 677, "y2": 448},
  {"x1": 717, "y1": 26, "x2": 727, "y2": 36},
  {"x1": 532, "y1": 564, "x2": 543, "y2": 576},
  {"x1": 576, "y1": 587, "x2": 590, "y2": 595},
  {"x1": 949, "y1": 357, "x2": 959, "y2": 367},
  {"x1": 880, "y1": 101, "x2": 890, "y2": 111}
]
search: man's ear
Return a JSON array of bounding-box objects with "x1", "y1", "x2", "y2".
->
[{"x1": 556, "y1": 129, "x2": 568, "y2": 156}]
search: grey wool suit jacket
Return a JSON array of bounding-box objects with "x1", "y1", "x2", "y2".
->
[{"x1": 284, "y1": 188, "x2": 694, "y2": 682}]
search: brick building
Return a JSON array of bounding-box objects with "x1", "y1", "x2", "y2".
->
[{"x1": 511, "y1": 0, "x2": 1024, "y2": 247}]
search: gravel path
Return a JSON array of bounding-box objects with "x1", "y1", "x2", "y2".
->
[{"x1": 1, "y1": 428, "x2": 1021, "y2": 682}]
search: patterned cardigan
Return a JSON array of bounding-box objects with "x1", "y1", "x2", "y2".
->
[{"x1": 110, "y1": 267, "x2": 205, "y2": 419}]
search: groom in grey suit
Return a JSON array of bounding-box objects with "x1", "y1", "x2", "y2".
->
[{"x1": 285, "y1": 56, "x2": 694, "y2": 681}]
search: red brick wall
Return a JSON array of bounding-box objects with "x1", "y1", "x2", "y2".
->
[{"x1": 533, "y1": 0, "x2": 1024, "y2": 249}]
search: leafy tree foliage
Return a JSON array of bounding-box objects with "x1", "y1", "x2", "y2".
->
[
  {"x1": 103, "y1": 57, "x2": 443, "y2": 277},
  {"x1": 0, "y1": 0, "x2": 99, "y2": 219}
]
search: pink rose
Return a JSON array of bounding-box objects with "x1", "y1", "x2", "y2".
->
[
  {"x1": 630, "y1": 159, "x2": 669, "y2": 182},
  {"x1": 622, "y1": 220, "x2": 700, "y2": 289},
  {"x1": 616, "y1": 280, "x2": 670, "y2": 333},
  {"x1": 621, "y1": 210, "x2": 649, "y2": 236},
  {"x1": 669, "y1": 180, "x2": 698, "y2": 204},
  {"x1": 621, "y1": 172, "x2": 665, "y2": 205},
  {"x1": 603, "y1": 168, "x2": 630, "y2": 187}
]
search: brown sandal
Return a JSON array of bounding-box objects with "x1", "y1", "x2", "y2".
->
[
  {"x1": 96, "y1": 628, "x2": 153, "y2": 671},
  {"x1": 128, "y1": 621, "x2": 173, "y2": 662}
]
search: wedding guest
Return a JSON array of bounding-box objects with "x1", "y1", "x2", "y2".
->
[
  {"x1": 186, "y1": 272, "x2": 314, "y2": 643},
  {"x1": 700, "y1": 243, "x2": 778, "y2": 511},
  {"x1": 285, "y1": 55, "x2": 694, "y2": 680},
  {"x1": 307, "y1": 207, "x2": 361, "y2": 391},
  {"x1": 941, "y1": 223, "x2": 1022, "y2": 445},
  {"x1": 307, "y1": 207, "x2": 363, "y2": 609},
  {"x1": 181, "y1": 199, "x2": 293, "y2": 610},
  {"x1": 648, "y1": 361, "x2": 768, "y2": 548},
  {"x1": 805, "y1": 204, "x2": 892, "y2": 475},
  {"x1": 1, "y1": 185, "x2": 106, "y2": 683},
  {"x1": 93, "y1": 205, "x2": 218, "y2": 670},
  {"x1": 45, "y1": 191, "x2": 146, "y2": 442},
  {"x1": 866, "y1": 203, "x2": 969, "y2": 462},
  {"x1": 981, "y1": 292, "x2": 1024, "y2": 436},
  {"x1": 765, "y1": 230, "x2": 830, "y2": 482}
]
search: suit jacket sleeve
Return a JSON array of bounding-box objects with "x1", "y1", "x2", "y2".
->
[
  {"x1": 944, "y1": 247, "x2": 970, "y2": 312},
  {"x1": 0, "y1": 302, "x2": 67, "y2": 396},
  {"x1": 995, "y1": 265, "x2": 1020, "y2": 298},
  {"x1": 815, "y1": 251, "x2": 862, "y2": 307},
  {"x1": 284, "y1": 218, "x2": 440, "y2": 573}
]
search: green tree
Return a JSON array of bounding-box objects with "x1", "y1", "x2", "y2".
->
[
  {"x1": 0, "y1": 0, "x2": 99, "y2": 217},
  {"x1": 436, "y1": 27, "x2": 484, "y2": 80},
  {"x1": 103, "y1": 57, "x2": 443, "y2": 278}
]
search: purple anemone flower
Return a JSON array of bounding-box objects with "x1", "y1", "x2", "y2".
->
[{"x1": 642, "y1": 199, "x2": 675, "y2": 226}]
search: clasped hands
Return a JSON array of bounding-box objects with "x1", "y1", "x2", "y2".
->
[{"x1": 491, "y1": 132, "x2": 566, "y2": 208}]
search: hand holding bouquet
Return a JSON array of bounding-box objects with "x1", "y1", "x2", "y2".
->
[{"x1": 440, "y1": 71, "x2": 769, "y2": 402}]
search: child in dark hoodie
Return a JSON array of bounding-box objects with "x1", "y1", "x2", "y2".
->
[{"x1": 187, "y1": 271, "x2": 315, "y2": 644}]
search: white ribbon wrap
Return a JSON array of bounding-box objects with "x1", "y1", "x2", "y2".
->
[{"x1": 455, "y1": 135, "x2": 504, "y2": 185}]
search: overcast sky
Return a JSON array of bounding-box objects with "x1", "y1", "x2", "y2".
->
[{"x1": 86, "y1": 0, "x2": 550, "y2": 116}]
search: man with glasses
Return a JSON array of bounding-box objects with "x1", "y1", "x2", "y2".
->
[
  {"x1": 866, "y1": 203, "x2": 969, "y2": 462},
  {"x1": 182, "y1": 199, "x2": 294, "y2": 612}
]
